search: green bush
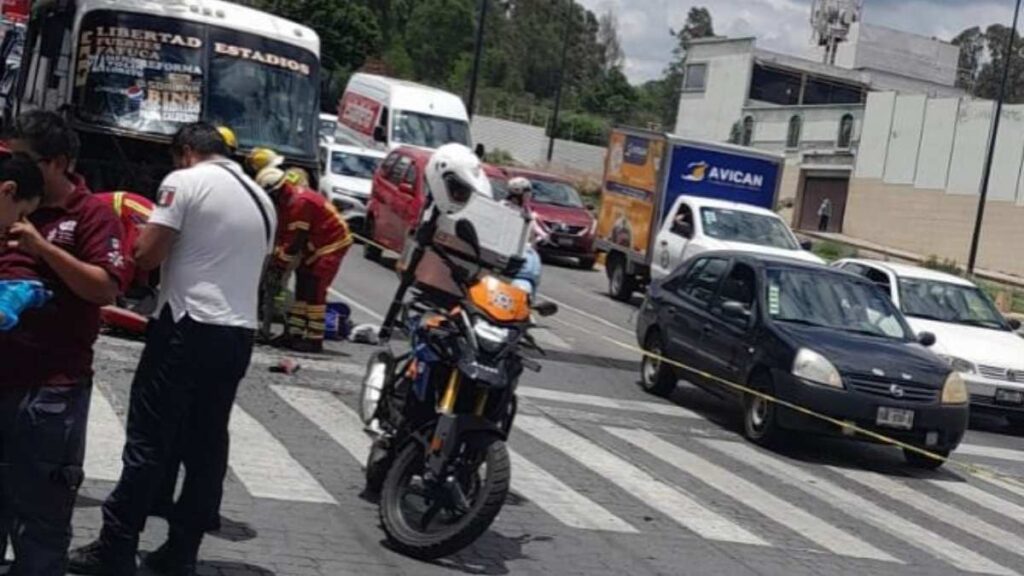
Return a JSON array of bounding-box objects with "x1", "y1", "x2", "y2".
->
[
  {"x1": 922, "y1": 255, "x2": 963, "y2": 276},
  {"x1": 483, "y1": 148, "x2": 516, "y2": 166},
  {"x1": 812, "y1": 240, "x2": 857, "y2": 263}
]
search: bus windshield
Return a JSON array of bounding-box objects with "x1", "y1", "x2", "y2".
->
[{"x1": 72, "y1": 11, "x2": 319, "y2": 158}]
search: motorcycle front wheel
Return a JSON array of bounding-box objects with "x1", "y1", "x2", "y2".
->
[{"x1": 380, "y1": 434, "x2": 510, "y2": 559}]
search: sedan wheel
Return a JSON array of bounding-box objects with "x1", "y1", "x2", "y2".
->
[
  {"x1": 640, "y1": 333, "x2": 676, "y2": 397},
  {"x1": 743, "y1": 373, "x2": 782, "y2": 447}
]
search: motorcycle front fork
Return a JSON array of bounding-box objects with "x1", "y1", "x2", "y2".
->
[{"x1": 427, "y1": 371, "x2": 489, "y2": 477}]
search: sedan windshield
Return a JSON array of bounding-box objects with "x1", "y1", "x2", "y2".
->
[
  {"x1": 531, "y1": 179, "x2": 584, "y2": 208},
  {"x1": 392, "y1": 110, "x2": 470, "y2": 148},
  {"x1": 766, "y1": 268, "x2": 911, "y2": 340},
  {"x1": 898, "y1": 278, "x2": 1008, "y2": 330},
  {"x1": 701, "y1": 208, "x2": 799, "y2": 250},
  {"x1": 330, "y1": 151, "x2": 381, "y2": 179}
]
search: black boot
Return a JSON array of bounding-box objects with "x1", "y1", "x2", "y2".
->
[
  {"x1": 142, "y1": 528, "x2": 201, "y2": 576},
  {"x1": 67, "y1": 539, "x2": 137, "y2": 576}
]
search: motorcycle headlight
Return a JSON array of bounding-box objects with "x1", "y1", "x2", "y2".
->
[
  {"x1": 792, "y1": 348, "x2": 844, "y2": 389},
  {"x1": 473, "y1": 317, "x2": 511, "y2": 349},
  {"x1": 941, "y1": 371, "x2": 968, "y2": 404},
  {"x1": 938, "y1": 354, "x2": 976, "y2": 374}
]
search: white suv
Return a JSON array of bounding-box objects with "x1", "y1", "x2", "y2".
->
[{"x1": 835, "y1": 259, "x2": 1024, "y2": 426}]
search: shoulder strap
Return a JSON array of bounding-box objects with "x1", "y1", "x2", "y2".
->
[{"x1": 213, "y1": 163, "x2": 272, "y2": 247}]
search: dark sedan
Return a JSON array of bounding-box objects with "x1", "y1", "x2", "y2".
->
[{"x1": 635, "y1": 251, "x2": 969, "y2": 468}]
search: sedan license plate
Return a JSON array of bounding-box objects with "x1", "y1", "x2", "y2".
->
[
  {"x1": 995, "y1": 389, "x2": 1024, "y2": 405},
  {"x1": 557, "y1": 237, "x2": 575, "y2": 247},
  {"x1": 876, "y1": 406, "x2": 914, "y2": 430}
]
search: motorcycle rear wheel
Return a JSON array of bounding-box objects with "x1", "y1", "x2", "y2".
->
[{"x1": 380, "y1": 434, "x2": 510, "y2": 560}]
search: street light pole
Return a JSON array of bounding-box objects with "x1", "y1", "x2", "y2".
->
[
  {"x1": 466, "y1": 0, "x2": 489, "y2": 119},
  {"x1": 547, "y1": 0, "x2": 573, "y2": 162},
  {"x1": 967, "y1": 0, "x2": 1022, "y2": 275}
]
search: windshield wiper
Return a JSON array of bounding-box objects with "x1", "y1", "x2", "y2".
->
[
  {"x1": 838, "y1": 327, "x2": 893, "y2": 339},
  {"x1": 955, "y1": 319, "x2": 1005, "y2": 329},
  {"x1": 775, "y1": 318, "x2": 832, "y2": 329}
]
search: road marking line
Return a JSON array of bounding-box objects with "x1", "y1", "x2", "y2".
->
[
  {"x1": 957, "y1": 444, "x2": 1024, "y2": 463},
  {"x1": 329, "y1": 287, "x2": 384, "y2": 321},
  {"x1": 530, "y1": 326, "x2": 573, "y2": 351},
  {"x1": 270, "y1": 385, "x2": 371, "y2": 465},
  {"x1": 537, "y1": 294, "x2": 634, "y2": 336},
  {"x1": 517, "y1": 387, "x2": 701, "y2": 419},
  {"x1": 976, "y1": 474, "x2": 1024, "y2": 500},
  {"x1": 610, "y1": 428, "x2": 898, "y2": 562},
  {"x1": 228, "y1": 405, "x2": 337, "y2": 504},
  {"x1": 927, "y1": 479, "x2": 1024, "y2": 527},
  {"x1": 516, "y1": 415, "x2": 766, "y2": 545},
  {"x1": 833, "y1": 466, "x2": 1024, "y2": 561},
  {"x1": 704, "y1": 440, "x2": 1016, "y2": 576},
  {"x1": 508, "y1": 451, "x2": 638, "y2": 533},
  {"x1": 84, "y1": 386, "x2": 126, "y2": 482}
]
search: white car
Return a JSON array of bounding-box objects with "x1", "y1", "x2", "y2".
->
[
  {"x1": 319, "y1": 113, "x2": 337, "y2": 144},
  {"x1": 319, "y1": 143, "x2": 386, "y2": 209},
  {"x1": 835, "y1": 259, "x2": 1024, "y2": 425},
  {"x1": 649, "y1": 195, "x2": 824, "y2": 280}
]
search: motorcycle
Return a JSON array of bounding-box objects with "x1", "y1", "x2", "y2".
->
[{"x1": 358, "y1": 210, "x2": 556, "y2": 560}]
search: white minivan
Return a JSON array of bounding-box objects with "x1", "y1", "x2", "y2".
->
[
  {"x1": 835, "y1": 259, "x2": 1024, "y2": 426},
  {"x1": 318, "y1": 142, "x2": 386, "y2": 208},
  {"x1": 649, "y1": 195, "x2": 824, "y2": 280},
  {"x1": 336, "y1": 73, "x2": 471, "y2": 151}
]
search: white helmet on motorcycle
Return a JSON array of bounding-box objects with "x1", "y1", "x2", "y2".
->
[{"x1": 425, "y1": 143, "x2": 492, "y2": 215}]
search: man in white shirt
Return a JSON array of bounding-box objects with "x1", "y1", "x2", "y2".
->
[{"x1": 69, "y1": 124, "x2": 276, "y2": 576}]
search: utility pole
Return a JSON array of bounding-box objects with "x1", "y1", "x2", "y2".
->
[
  {"x1": 466, "y1": 0, "x2": 489, "y2": 119},
  {"x1": 968, "y1": 0, "x2": 1022, "y2": 275},
  {"x1": 547, "y1": 0, "x2": 573, "y2": 162}
]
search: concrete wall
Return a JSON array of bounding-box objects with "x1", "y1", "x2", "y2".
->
[
  {"x1": 838, "y1": 23, "x2": 959, "y2": 87},
  {"x1": 470, "y1": 115, "x2": 606, "y2": 177},
  {"x1": 675, "y1": 38, "x2": 756, "y2": 141},
  {"x1": 847, "y1": 91, "x2": 1024, "y2": 276}
]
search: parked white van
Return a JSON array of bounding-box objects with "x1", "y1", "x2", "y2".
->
[{"x1": 336, "y1": 73, "x2": 471, "y2": 151}]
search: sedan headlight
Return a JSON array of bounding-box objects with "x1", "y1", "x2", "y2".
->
[
  {"x1": 941, "y1": 371, "x2": 968, "y2": 404},
  {"x1": 792, "y1": 348, "x2": 844, "y2": 389},
  {"x1": 938, "y1": 354, "x2": 976, "y2": 374},
  {"x1": 473, "y1": 317, "x2": 511, "y2": 347}
]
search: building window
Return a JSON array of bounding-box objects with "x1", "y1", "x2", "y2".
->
[
  {"x1": 683, "y1": 63, "x2": 708, "y2": 92},
  {"x1": 749, "y1": 64, "x2": 802, "y2": 105},
  {"x1": 786, "y1": 115, "x2": 802, "y2": 149},
  {"x1": 837, "y1": 114, "x2": 854, "y2": 148},
  {"x1": 803, "y1": 78, "x2": 864, "y2": 105},
  {"x1": 741, "y1": 116, "x2": 754, "y2": 146}
]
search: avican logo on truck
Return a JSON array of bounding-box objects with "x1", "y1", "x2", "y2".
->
[{"x1": 681, "y1": 161, "x2": 765, "y2": 190}]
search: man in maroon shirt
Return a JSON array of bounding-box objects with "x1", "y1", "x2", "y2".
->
[{"x1": 0, "y1": 111, "x2": 125, "y2": 575}]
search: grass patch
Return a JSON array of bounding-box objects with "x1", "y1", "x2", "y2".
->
[{"x1": 812, "y1": 240, "x2": 858, "y2": 263}]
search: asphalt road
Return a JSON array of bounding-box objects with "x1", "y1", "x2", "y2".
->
[{"x1": 76, "y1": 247, "x2": 1024, "y2": 576}]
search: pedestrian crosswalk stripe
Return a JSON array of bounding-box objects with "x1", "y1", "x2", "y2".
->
[
  {"x1": 228, "y1": 405, "x2": 337, "y2": 504},
  {"x1": 272, "y1": 385, "x2": 638, "y2": 533},
  {"x1": 833, "y1": 466, "x2": 1024, "y2": 561},
  {"x1": 516, "y1": 415, "x2": 767, "y2": 546},
  {"x1": 507, "y1": 450, "x2": 638, "y2": 534},
  {"x1": 610, "y1": 428, "x2": 898, "y2": 562},
  {"x1": 270, "y1": 385, "x2": 371, "y2": 466},
  {"x1": 976, "y1": 473, "x2": 1024, "y2": 500},
  {"x1": 517, "y1": 387, "x2": 701, "y2": 420},
  {"x1": 84, "y1": 387, "x2": 126, "y2": 482},
  {"x1": 957, "y1": 443, "x2": 1024, "y2": 463},
  {"x1": 705, "y1": 440, "x2": 1017, "y2": 576},
  {"x1": 926, "y1": 479, "x2": 1024, "y2": 527}
]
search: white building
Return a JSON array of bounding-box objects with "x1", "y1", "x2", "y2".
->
[{"x1": 674, "y1": 23, "x2": 963, "y2": 228}]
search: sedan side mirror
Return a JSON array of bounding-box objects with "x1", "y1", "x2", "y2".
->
[
  {"x1": 1008, "y1": 318, "x2": 1022, "y2": 331},
  {"x1": 917, "y1": 331, "x2": 936, "y2": 347},
  {"x1": 721, "y1": 300, "x2": 752, "y2": 322},
  {"x1": 800, "y1": 239, "x2": 813, "y2": 251}
]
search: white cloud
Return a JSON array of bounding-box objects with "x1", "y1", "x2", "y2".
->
[{"x1": 574, "y1": 0, "x2": 1019, "y2": 84}]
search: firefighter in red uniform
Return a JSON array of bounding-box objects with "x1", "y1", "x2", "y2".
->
[
  {"x1": 93, "y1": 191, "x2": 154, "y2": 290},
  {"x1": 256, "y1": 165, "x2": 351, "y2": 352}
]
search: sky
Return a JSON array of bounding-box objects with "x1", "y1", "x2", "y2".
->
[{"x1": 573, "y1": 0, "x2": 1020, "y2": 84}]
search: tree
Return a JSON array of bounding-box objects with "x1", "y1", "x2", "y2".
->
[
  {"x1": 952, "y1": 27, "x2": 985, "y2": 92},
  {"x1": 404, "y1": 0, "x2": 475, "y2": 85},
  {"x1": 652, "y1": 6, "x2": 715, "y2": 128},
  {"x1": 597, "y1": 10, "x2": 624, "y2": 72}
]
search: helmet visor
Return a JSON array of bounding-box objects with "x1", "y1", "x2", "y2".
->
[{"x1": 443, "y1": 172, "x2": 475, "y2": 206}]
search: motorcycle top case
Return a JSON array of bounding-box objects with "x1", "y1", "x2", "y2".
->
[{"x1": 404, "y1": 195, "x2": 529, "y2": 298}]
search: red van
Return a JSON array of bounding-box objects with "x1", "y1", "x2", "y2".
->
[
  {"x1": 503, "y1": 168, "x2": 597, "y2": 269},
  {"x1": 364, "y1": 147, "x2": 508, "y2": 261}
]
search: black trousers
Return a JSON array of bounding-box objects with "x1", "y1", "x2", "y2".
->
[
  {"x1": 100, "y1": 307, "x2": 253, "y2": 555},
  {"x1": 0, "y1": 381, "x2": 91, "y2": 576}
]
